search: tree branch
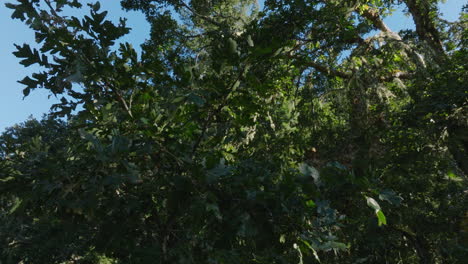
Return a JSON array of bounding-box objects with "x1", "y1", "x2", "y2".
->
[
  {"x1": 403, "y1": 0, "x2": 445, "y2": 56},
  {"x1": 44, "y1": 0, "x2": 60, "y2": 18},
  {"x1": 101, "y1": 80, "x2": 134, "y2": 118},
  {"x1": 359, "y1": 8, "x2": 402, "y2": 41},
  {"x1": 354, "y1": 7, "x2": 428, "y2": 69}
]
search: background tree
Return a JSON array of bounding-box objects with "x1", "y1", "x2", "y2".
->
[{"x1": 1, "y1": 0, "x2": 466, "y2": 263}]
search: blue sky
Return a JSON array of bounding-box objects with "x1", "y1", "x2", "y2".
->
[{"x1": 0, "y1": 0, "x2": 465, "y2": 132}]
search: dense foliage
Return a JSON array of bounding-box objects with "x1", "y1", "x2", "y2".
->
[{"x1": 1, "y1": 0, "x2": 467, "y2": 263}]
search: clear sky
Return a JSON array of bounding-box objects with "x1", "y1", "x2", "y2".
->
[{"x1": 0, "y1": 0, "x2": 465, "y2": 132}]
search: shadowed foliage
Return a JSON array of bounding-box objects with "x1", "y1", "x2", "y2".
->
[{"x1": 1, "y1": 0, "x2": 467, "y2": 263}]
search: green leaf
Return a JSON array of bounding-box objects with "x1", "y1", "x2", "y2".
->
[
  {"x1": 247, "y1": 34, "x2": 254, "y2": 47},
  {"x1": 279, "y1": 234, "x2": 286, "y2": 243},
  {"x1": 300, "y1": 239, "x2": 321, "y2": 262},
  {"x1": 227, "y1": 37, "x2": 238, "y2": 54},
  {"x1": 298, "y1": 163, "x2": 320, "y2": 184},
  {"x1": 0, "y1": 176, "x2": 15, "y2": 183},
  {"x1": 379, "y1": 190, "x2": 403, "y2": 205},
  {"x1": 446, "y1": 171, "x2": 463, "y2": 182},
  {"x1": 13, "y1": 44, "x2": 41, "y2": 67},
  {"x1": 93, "y1": 10, "x2": 108, "y2": 25},
  {"x1": 19, "y1": 76, "x2": 38, "y2": 89},
  {"x1": 172, "y1": 96, "x2": 185, "y2": 103},
  {"x1": 376, "y1": 210, "x2": 387, "y2": 226},
  {"x1": 9, "y1": 198, "x2": 23, "y2": 215},
  {"x1": 65, "y1": 71, "x2": 84, "y2": 83},
  {"x1": 23, "y1": 88, "x2": 31, "y2": 97},
  {"x1": 206, "y1": 160, "x2": 231, "y2": 183},
  {"x1": 206, "y1": 203, "x2": 222, "y2": 220},
  {"x1": 187, "y1": 93, "x2": 205, "y2": 106},
  {"x1": 306, "y1": 200, "x2": 316, "y2": 208},
  {"x1": 367, "y1": 197, "x2": 387, "y2": 226},
  {"x1": 319, "y1": 241, "x2": 349, "y2": 251},
  {"x1": 4, "y1": 3, "x2": 16, "y2": 9},
  {"x1": 92, "y1": 1, "x2": 101, "y2": 11}
]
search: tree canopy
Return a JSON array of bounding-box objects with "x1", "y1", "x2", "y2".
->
[{"x1": 1, "y1": 0, "x2": 467, "y2": 263}]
